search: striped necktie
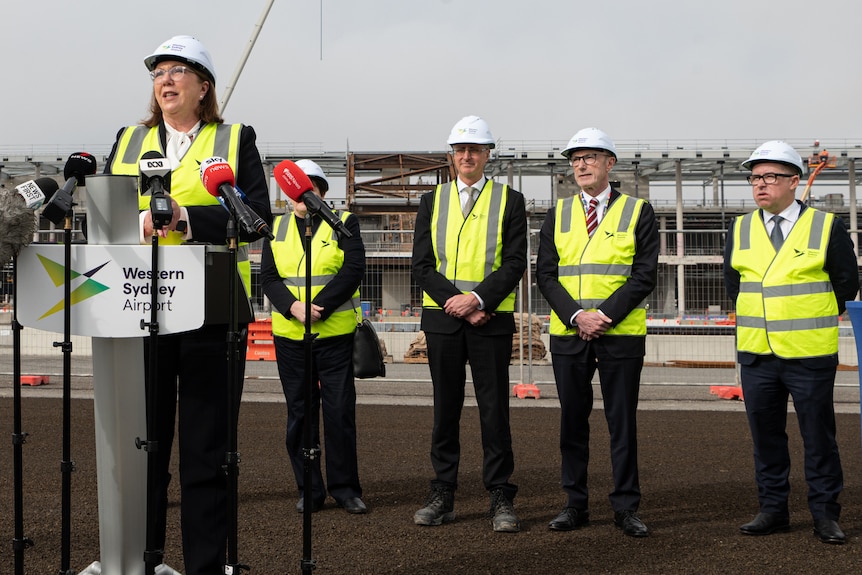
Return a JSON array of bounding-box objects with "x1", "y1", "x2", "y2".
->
[{"x1": 585, "y1": 197, "x2": 599, "y2": 236}]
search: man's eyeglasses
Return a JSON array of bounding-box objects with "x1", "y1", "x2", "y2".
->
[
  {"x1": 569, "y1": 153, "x2": 608, "y2": 166},
  {"x1": 150, "y1": 65, "x2": 190, "y2": 83},
  {"x1": 452, "y1": 145, "x2": 489, "y2": 156},
  {"x1": 746, "y1": 173, "x2": 796, "y2": 185}
]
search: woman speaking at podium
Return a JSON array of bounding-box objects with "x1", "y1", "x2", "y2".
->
[{"x1": 103, "y1": 34, "x2": 271, "y2": 575}]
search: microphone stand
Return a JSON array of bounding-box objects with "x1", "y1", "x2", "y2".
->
[
  {"x1": 138, "y1": 221, "x2": 164, "y2": 575},
  {"x1": 56, "y1": 208, "x2": 76, "y2": 575},
  {"x1": 300, "y1": 212, "x2": 319, "y2": 575},
  {"x1": 11, "y1": 254, "x2": 34, "y2": 575},
  {"x1": 223, "y1": 216, "x2": 249, "y2": 574}
]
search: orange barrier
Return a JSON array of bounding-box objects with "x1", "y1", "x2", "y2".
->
[
  {"x1": 709, "y1": 385, "x2": 743, "y2": 401},
  {"x1": 512, "y1": 382, "x2": 541, "y2": 399},
  {"x1": 246, "y1": 319, "x2": 276, "y2": 361},
  {"x1": 20, "y1": 375, "x2": 50, "y2": 386}
]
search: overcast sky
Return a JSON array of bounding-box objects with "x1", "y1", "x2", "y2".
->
[{"x1": 2, "y1": 0, "x2": 860, "y2": 155}]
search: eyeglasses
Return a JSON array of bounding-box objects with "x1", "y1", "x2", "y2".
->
[
  {"x1": 452, "y1": 145, "x2": 489, "y2": 156},
  {"x1": 569, "y1": 153, "x2": 608, "y2": 166},
  {"x1": 746, "y1": 173, "x2": 796, "y2": 185},
  {"x1": 150, "y1": 65, "x2": 190, "y2": 83}
]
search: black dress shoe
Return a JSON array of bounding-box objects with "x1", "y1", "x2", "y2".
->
[
  {"x1": 338, "y1": 496, "x2": 368, "y2": 514},
  {"x1": 614, "y1": 510, "x2": 649, "y2": 537},
  {"x1": 739, "y1": 512, "x2": 790, "y2": 536},
  {"x1": 548, "y1": 507, "x2": 589, "y2": 531},
  {"x1": 813, "y1": 519, "x2": 845, "y2": 545},
  {"x1": 296, "y1": 497, "x2": 324, "y2": 514}
]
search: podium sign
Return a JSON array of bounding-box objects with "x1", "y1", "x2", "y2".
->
[{"x1": 17, "y1": 244, "x2": 206, "y2": 336}]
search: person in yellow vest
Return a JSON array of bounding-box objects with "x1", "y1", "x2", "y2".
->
[
  {"x1": 411, "y1": 116, "x2": 527, "y2": 532},
  {"x1": 260, "y1": 159, "x2": 368, "y2": 515},
  {"x1": 536, "y1": 128, "x2": 658, "y2": 537},
  {"x1": 724, "y1": 141, "x2": 858, "y2": 544},
  {"x1": 104, "y1": 35, "x2": 272, "y2": 575}
]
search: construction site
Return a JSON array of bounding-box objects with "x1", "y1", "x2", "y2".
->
[{"x1": 3, "y1": 138, "x2": 862, "y2": 366}]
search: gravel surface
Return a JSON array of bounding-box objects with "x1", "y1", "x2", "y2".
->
[{"x1": 2, "y1": 398, "x2": 861, "y2": 574}]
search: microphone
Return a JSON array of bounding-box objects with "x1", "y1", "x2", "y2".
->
[
  {"x1": 140, "y1": 151, "x2": 174, "y2": 229},
  {"x1": 273, "y1": 159, "x2": 352, "y2": 238},
  {"x1": 199, "y1": 157, "x2": 274, "y2": 240},
  {"x1": 0, "y1": 177, "x2": 60, "y2": 263},
  {"x1": 139, "y1": 151, "x2": 172, "y2": 196},
  {"x1": 43, "y1": 152, "x2": 97, "y2": 225}
]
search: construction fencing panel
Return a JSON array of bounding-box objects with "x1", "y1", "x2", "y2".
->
[{"x1": 3, "y1": 227, "x2": 859, "y2": 385}]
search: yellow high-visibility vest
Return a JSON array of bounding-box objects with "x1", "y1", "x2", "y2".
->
[
  {"x1": 109, "y1": 123, "x2": 252, "y2": 293},
  {"x1": 549, "y1": 194, "x2": 647, "y2": 337},
  {"x1": 731, "y1": 208, "x2": 838, "y2": 358},
  {"x1": 269, "y1": 213, "x2": 360, "y2": 340},
  {"x1": 421, "y1": 181, "x2": 515, "y2": 312}
]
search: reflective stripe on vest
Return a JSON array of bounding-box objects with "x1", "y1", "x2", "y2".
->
[
  {"x1": 270, "y1": 213, "x2": 360, "y2": 340},
  {"x1": 109, "y1": 123, "x2": 252, "y2": 293},
  {"x1": 549, "y1": 194, "x2": 647, "y2": 337},
  {"x1": 421, "y1": 181, "x2": 514, "y2": 311},
  {"x1": 731, "y1": 208, "x2": 838, "y2": 358}
]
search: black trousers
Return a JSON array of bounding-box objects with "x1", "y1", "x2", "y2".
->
[
  {"x1": 551, "y1": 350, "x2": 643, "y2": 513},
  {"x1": 425, "y1": 329, "x2": 517, "y2": 500},
  {"x1": 145, "y1": 323, "x2": 247, "y2": 575},
  {"x1": 274, "y1": 334, "x2": 362, "y2": 504},
  {"x1": 740, "y1": 355, "x2": 843, "y2": 520}
]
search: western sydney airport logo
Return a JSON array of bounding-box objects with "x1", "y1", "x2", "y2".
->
[
  {"x1": 37, "y1": 254, "x2": 110, "y2": 319},
  {"x1": 35, "y1": 254, "x2": 184, "y2": 320}
]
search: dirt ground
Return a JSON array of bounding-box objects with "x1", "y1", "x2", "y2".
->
[{"x1": 1, "y1": 398, "x2": 862, "y2": 574}]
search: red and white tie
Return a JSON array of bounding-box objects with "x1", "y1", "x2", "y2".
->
[{"x1": 585, "y1": 197, "x2": 599, "y2": 237}]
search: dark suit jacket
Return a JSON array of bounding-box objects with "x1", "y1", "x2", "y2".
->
[
  {"x1": 723, "y1": 201, "x2": 860, "y2": 367},
  {"x1": 536, "y1": 189, "x2": 660, "y2": 357},
  {"x1": 412, "y1": 181, "x2": 527, "y2": 336}
]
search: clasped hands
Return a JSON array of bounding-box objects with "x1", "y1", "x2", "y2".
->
[
  {"x1": 575, "y1": 310, "x2": 612, "y2": 341},
  {"x1": 290, "y1": 300, "x2": 323, "y2": 324},
  {"x1": 444, "y1": 293, "x2": 491, "y2": 327}
]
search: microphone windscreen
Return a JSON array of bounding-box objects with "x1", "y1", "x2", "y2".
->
[
  {"x1": 274, "y1": 160, "x2": 314, "y2": 202},
  {"x1": 0, "y1": 186, "x2": 40, "y2": 262},
  {"x1": 63, "y1": 152, "x2": 97, "y2": 185},
  {"x1": 199, "y1": 157, "x2": 235, "y2": 197}
]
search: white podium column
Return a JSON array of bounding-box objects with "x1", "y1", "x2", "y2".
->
[{"x1": 85, "y1": 175, "x2": 149, "y2": 575}]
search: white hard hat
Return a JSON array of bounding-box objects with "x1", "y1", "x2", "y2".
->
[
  {"x1": 741, "y1": 140, "x2": 804, "y2": 175},
  {"x1": 145, "y1": 35, "x2": 217, "y2": 83},
  {"x1": 561, "y1": 127, "x2": 617, "y2": 159},
  {"x1": 447, "y1": 115, "x2": 496, "y2": 149},
  {"x1": 295, "y1": 159, "x2": 330, "y2": 193}
]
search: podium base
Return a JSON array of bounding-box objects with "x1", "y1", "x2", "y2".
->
[{"x1": 79, "y1": 561, "x2": 183, "y2": 575}]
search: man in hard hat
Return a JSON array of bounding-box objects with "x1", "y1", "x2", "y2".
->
[
  {"x1": 536, "y1": 127, "x2": 659, "y2": 537},
  {"x1": 724, "y1": 141, "x2": 858, "y2": 544},
  {"x1": 411, "y1": 115, "x2": 527, "y2": 532}
]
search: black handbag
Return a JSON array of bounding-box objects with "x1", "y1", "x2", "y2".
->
[{"x1": 353, "y1": 319, "x2": 386, "y2": 379}]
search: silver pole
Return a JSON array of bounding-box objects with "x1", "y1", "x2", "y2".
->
[{"x1": 219, "y1": 0, "x2": 276, "y2": 114}]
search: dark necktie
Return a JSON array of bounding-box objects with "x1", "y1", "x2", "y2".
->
[
  {"x1": 770, "y1": 215, "x2": 784, "y2": 250},
  {"x1": 586, "y1": 197, "x2": 599, "y2": 236}
]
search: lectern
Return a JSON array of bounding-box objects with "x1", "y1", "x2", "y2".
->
[{"x1": 17, "y1": 175, "x2": 242, "y2": 575}]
